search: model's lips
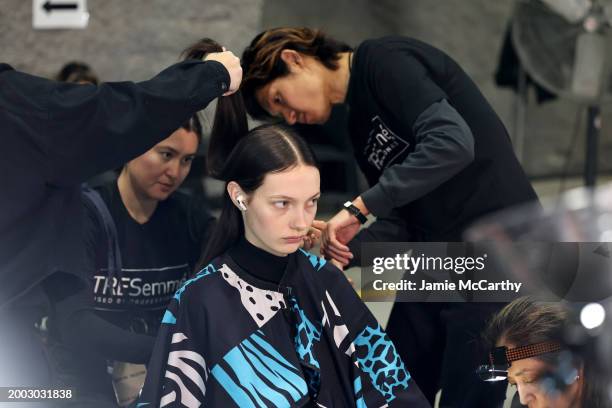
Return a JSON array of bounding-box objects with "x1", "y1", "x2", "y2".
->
[{"x1": 283, "y1": 236, "x2": 305, "y2": 244}]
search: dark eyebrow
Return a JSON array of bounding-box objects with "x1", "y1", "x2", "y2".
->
[
  {"x1": 156, "y1": 146, "x2": 178, "y2": 154},
  {"x1": 269, "y1": 192, "x2": 321, "y2": 200},
  {"x1": 266, "y1": 89, "x2": 285, "y2": 118},
  {"x1": 156, "y1": 146, "x2": 197, "y2": 157},
  {"x1": 512, "y1": 369, "x2": 536, "y2": 378}
]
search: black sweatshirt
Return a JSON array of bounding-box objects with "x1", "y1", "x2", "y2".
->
[
  {"x1": 346, "y1": 37, "x2": 538, "y2": 243},
  {"x1": 44, "y1": 180, "x2": 215, "y2": 361},
  {"x1": 0, "y1": 60, "x2": 229, "y2": 308}
]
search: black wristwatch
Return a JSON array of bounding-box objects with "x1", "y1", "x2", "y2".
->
[{"x1": 343, "y1": 201, "x2": 367, "y2": 224}]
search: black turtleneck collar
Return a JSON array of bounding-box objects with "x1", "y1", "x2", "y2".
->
[{"x1": 228, "y1": 237, "x2": 289, "y2": 284}]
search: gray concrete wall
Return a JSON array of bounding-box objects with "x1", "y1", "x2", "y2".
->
[
  {"x1": 0, "y1": 0, "x2": 262, "y2": 81},
  {"x1": 260, "y1": 0, "x2": 612, "y2": 179},
  {"x1": 2, "y1": 0, "x2": 611, "y2": 180}
]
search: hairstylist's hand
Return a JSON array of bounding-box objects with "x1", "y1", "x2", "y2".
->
[
  {"x1": 321, "y1": 209, "x2": 358, "y2": 266},
  {"x1": 204, "y1": 50, "x2": 242, "y2": 96},
  {"x1": 302, "y1": 221, "x2": 324, "y2": 250}
]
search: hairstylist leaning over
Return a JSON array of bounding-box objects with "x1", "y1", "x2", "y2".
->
[{"x1": 237, "y1": 27, "x2": 539, "y2": 407}]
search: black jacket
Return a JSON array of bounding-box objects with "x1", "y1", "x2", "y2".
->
[
  {"x1": 0, "y1": 60, "x2": 228, "y2": 307},
  {"x1": 346, "y1": 37, "x2": 538, "y2": 242}
]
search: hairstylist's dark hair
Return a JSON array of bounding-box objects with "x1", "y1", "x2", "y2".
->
[
  {"x1": 485, "y1": 297, "x2": 567, "y2": 349},
  {"x1": 199, "y1": 124, "x2": 318, "y2": 267},
  {"x1": 118, "y1": 113, "x2": 202, "y2": 174},
  {"x1": 56, "y1": 61, "x2": 99, "y2": 85},
  {"x1": 180, "y1": 114, "x2": 203, "y2": 143},
  {"x1": 241, "y1": 27, "x2": 352, "y2": 120},
  {"x1": 181, "y1": 38, "x2": 248, "y2": 177},
  {"x1": 485, "y1": 297, "x2": 611, "y2": 408}
]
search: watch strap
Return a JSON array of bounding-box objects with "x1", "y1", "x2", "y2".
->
[{"x1": 343, "y1": 201, "x2": 367, "y2": 224}]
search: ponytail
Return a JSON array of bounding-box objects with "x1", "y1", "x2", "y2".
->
[
  {"x1": 181, "y1": 38, "x2": 248, "y2": 178},
  {"x1": 209, "y1": 93, "x2": 248, "y2": 178}
]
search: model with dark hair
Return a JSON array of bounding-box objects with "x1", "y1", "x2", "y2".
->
[
  {"x1": 484, "y1": 297, "x2": 611, "y2": 408},
  {"x1": 138, "y1": 124, "x2": 430, "y2": 407},
  {"x1": 211, "y1": 27, "x2": 541, "y2": 407}
]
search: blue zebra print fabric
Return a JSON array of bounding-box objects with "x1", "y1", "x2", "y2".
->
[{"x1": 138, "y1": 249, "x2": 430, "y2": 407}]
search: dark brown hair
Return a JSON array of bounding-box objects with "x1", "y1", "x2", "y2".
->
[
  {"x1": 241, "y1": 27, "x2": 352, "y2": 120},
  {"x1": 180, "y1": 115, "x2": 203, "y2": 143},
  {"x1": 485, "y1": 297, "x2": 568, "y2": 349},
  {"x1": 56, "y1": 61, "x2": 99, "y2": 85},
  {"x1": 198, "y1": 124, "x2": 318, "y2": 267},
  {"x1": 485, "y1": 297, "x2": 610, "y2": 408},
  {"x1": 181, "y1": 38, "x2": 248, "y2": 177}
]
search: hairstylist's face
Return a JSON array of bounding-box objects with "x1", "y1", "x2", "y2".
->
[
  {"x1": 236, "y1": 164, "x2": 320, "y2": 257},
  {"x1": 255, "y1": 50, "x2": 332, "y2": 125},
  {"x1": 125, "y1": 128, "x2": 198, "y2": 201},
  {"x1": 505, "y1": 349, "x2": 582, "y2": 408}
]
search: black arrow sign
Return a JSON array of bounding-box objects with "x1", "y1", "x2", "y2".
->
[{"x1": 43, "y1": 1, "x2": 78, "y2": 13}]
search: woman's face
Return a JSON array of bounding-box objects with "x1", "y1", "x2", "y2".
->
[
  {"x1": 124, "y1": 128, "x2": 198, "y2": 201},
  {"x1": 255, "y1": 52, "x2": 332, "y2": 125},
  {"x1": 239, "y1": 164, "x2": 320, "y2": 257},
  {"x1": 506, "y1": 352, "x2": 582, "y2": 408}
]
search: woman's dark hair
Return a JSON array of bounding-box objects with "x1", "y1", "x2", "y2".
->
[
  {"x1": 118, "y1": 113, "x2": 202, "y2": 175},
  {"x1": 485, "y1": 297, "x2": 611, "y2": 408},
  {"x1": 180, "y1": 114, "x2": 203, "y2": 143},
  {"x1": 181, "y1": 38, "x2": 248, "y2": 177},
  {"x1": 485, "y1": 297, "x2": 567, "y2": 349},
  {"x1": 56, "y1": 61, "x2": 99, "y2": 85},
  {"x1": 198, "y1": 124, "x2": 318, "y2": 267},
  {"x1": 241, "y1": 27, "x2": 352, "y2": 120}
]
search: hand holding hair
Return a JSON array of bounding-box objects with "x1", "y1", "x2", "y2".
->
[
  {"x1": 180, "y1": 38, "x2": 249, "y2": 177},
  {"x1": 204, "y1": 50, "x2": 242, "y2": 96}
]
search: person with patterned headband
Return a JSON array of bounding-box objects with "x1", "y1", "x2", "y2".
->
[{"x1": 484, "y1": 297, "x2": 610, "y2": 408}]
